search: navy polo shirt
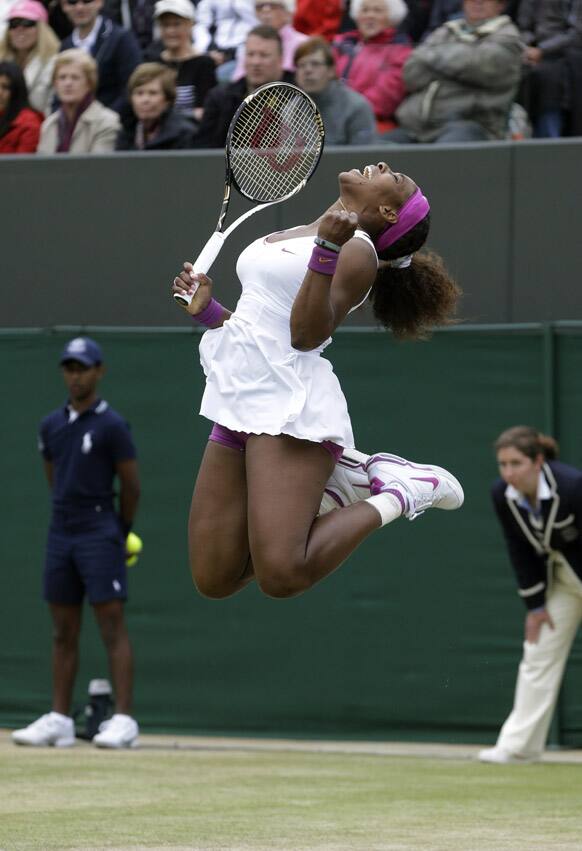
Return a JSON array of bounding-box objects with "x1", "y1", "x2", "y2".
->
[{"x1": 38, "y1": 399, "x2": 136, "y2": 520}]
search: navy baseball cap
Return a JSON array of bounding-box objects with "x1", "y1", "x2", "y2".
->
[{"x1": 59, "y1": 337, "x2": 103, "y2": 367}]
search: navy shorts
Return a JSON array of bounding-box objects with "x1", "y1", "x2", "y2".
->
[{"x1": 43, "y1": 516, "x2": 127, "y2": 605}]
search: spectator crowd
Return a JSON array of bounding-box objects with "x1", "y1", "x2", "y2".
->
[{"x1": 0, "y1": 0, "x2": 581, "y2": 153}]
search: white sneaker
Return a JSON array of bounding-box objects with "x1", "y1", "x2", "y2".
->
[
  {"x1": 365, "y1": 453, "x2": 464, "y2": 521},
  {"x1": 320, "y1": 449, "x2": 371, "y2": 515},
  {"x1": 12, "y1": 712, "x2": 76, "y2": 747},
  {"x1": 93, "y1": 713, "x2": 139, "y2": 749},
  {"x1": 478, "y1": 746, "x2": 538, "y2": 764}
]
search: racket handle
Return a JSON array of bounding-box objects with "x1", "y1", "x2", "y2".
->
[{"x1": 173, "y1": 231, "x2": 226, "y2": 306}]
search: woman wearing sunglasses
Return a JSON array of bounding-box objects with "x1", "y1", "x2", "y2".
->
[{"x1": 0, "y1": 0, "x2": 59, "y2": 116}]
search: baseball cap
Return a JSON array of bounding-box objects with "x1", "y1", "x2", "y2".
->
[
  {"x1": 153, "y1": 0, "x2": 196, "y2": 20},
  {"x1": 59, "y1": 337, "x2": 103, "y2": 367},
  {"x1": 8, "y1": 0, "x2": 48, "y2": 22}
]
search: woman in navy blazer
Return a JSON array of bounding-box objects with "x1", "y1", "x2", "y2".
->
[{"x1": 479, "y1": 425, "x2": 582, "y2": 764}]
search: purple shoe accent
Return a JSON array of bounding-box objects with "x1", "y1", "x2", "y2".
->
[
  {"x1": 337, "y1": 457, "x2": 367, "y2": 472},
  {"x1": 369, "y1": 476, "x2": 387, "y2": 496},
  {"x1": 323, "y1": 488, "x2": 345, "y2": 508},
  {"x1": 410, "y1": 475, "x2": 439, "y2": 490},
  {"x1": 366, "y1": 453, "x2": 433, "y2": 473},
  {"x1": 384, "y1": 487, "x2": 407, "y2": 514}
]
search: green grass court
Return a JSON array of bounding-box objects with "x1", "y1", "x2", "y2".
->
[{"x1": 2, "y1": 731, "x2": 581, "y2": 851}]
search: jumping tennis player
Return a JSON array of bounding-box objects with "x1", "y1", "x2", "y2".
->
[{"x1": 173, "y1": 161, "x2": 464, "y2": 599}]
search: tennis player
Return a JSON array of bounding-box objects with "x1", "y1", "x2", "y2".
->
[{"x1": 173, "y1": 161, "x2": 464, "y2": 599}]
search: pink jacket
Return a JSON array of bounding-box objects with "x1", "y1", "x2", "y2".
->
[{"x1": 333, "y1": 28, "x2": 412, "y2": 123}]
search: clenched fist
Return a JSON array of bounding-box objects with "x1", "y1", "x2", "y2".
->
[{"x1": 317, "y1": 209, "x2": 359, "y2": 248}]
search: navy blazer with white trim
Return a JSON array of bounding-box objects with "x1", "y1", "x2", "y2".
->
[{"x1": 491, "y1": 460, "x2": 582, "y2": 610}]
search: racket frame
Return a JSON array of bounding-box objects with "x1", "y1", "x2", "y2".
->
[{"x1": 174, "y1": 82, "x2": 324, "y2": 306}]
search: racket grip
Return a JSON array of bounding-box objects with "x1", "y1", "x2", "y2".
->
[{"x1": 173, "y1": 231, "x2": 226, "y2": 306}]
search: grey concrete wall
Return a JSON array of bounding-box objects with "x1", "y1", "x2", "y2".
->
[{"x1": 1, "y1": 140, "x2": 580, "y2": 328}]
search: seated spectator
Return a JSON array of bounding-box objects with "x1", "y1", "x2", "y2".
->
[
  {"x1": 102, "y1": 0, "x2": 157, "y2": 52},
  {"x1": 116, "y1": 61, "x2": 195, "y2": 148},
  {"x1": 194, "y1": 24, "x2": 292, "y2": 148},
  {"x1": 193, "y1": 0, "x2": 257, "y2": 82},
  {"x1": 144, "y1": 0, "x2": 216, "y2": 125},
  {"x1": 387, "y1": 0, "x2": 523, "y2": 143},
  {"x1": 37, "y1": 48, "x2": 120, "y2": 152},
  {"x1": 294, "y1": 36, "x2": 376, "y2": 143},
  {"x1": 333, "y1": 0, "x2": 412, "y2": 132},
  {"x1": 60, "y1": 0, "x2": 142, "y2": 115},
  {"x1": 422, "y1": 0, "x2": 462, "y2": 39},
  {"x1": 233, "y1": 1, "x2": 307, "y2": 80},
  {"x1": 0, "y1": 0, "x2": 59, "y2": 115},
  {"x1": 0, "y1": 59, "x2": 41, "y2": 151},
  {"x1": 293, "y1": 0, "x2": 342, "y2": 41},
  {"x1": 518, "y1": 0, "x2": 582, "y2": 137}
]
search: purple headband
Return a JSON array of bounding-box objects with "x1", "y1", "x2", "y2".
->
[{"x1": 374, "y1": 188, "x2": 430, "y2": 254}]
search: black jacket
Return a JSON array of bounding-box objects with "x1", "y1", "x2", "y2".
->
[
  {"x1": 492, "y1": 460, "x2": 582, "y2": 610},
  {"x1": 116, "y1": 107, "x2": 196, "y2": 150},
  {"x1": 194, "y1": 72, "x2": 295, "y2": 149},
  {"x1": 61, "y1": 17, "x2": 141, "y2": 115}
]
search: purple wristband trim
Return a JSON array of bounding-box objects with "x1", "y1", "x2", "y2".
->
[
  {"x1": 192, "y1": 297, "x2": 224, "y2": 328},
  {"x1": 308, "y1": 245, "x2": 338, "y2": 276}
]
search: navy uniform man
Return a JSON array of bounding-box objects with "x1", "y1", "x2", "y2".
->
[{"x1": 12, "y1": 337, "x2": 141, "y2": 749}]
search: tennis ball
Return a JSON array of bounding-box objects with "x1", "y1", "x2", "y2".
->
[{"x1": 125, "y1": 532, "x2": 143, "y2": 567}]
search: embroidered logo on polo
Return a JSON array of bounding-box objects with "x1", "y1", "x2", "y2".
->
[{"x1": 81, "y1": 432, "x2": 93, "y2": 454}]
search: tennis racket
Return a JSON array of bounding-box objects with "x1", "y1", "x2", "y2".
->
[{"x1": 174, "y1": 81, "x2": 325, "y2": 306}]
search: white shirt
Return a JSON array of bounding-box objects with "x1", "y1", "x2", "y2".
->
[
  {"x1": 72, "y1": 15, "x2": 103, "y2": 53},
  {"x1": 506, "y1": 470, "x2": 552, "y2": 514}
]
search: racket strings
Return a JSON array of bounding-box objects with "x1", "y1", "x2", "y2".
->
[{"x1": 230, "y1": 87, "x2": 323, "y2": 203}]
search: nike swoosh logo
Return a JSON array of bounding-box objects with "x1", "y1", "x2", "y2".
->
[
  {"x1": 411, "y1": 476, "x2": 439, "y2": 490},
  {"x1": 281, "y1": 247, "x2": 297, "y2": 255},
  {"x1": 318, "y1": 257, "x2": 333, "y2": 263}
]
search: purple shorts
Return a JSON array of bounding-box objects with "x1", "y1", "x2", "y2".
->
[{"x1": 209, "y1": 423, "x2": 343, "y2": 462}]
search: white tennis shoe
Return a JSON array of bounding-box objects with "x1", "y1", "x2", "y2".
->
[
  {"x1": 478, "y1": 746, "x2": 538, "y2": 765},
  {"x1": 365, "y1": 453, "x2": 464, "y2": 520},
  {"x1": 12, "y1": 712, "x2": 76, "y2": 747},
  {"x1": 320, "y1": 449, "x2": 371, "y2": 515},
  {"x1": 93, "y1": 713, "x2": 139, "y2": 749}
]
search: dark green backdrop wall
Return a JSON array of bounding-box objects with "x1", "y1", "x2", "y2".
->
[{"x1": 1, "y1": 326, "x2": 581, "y2": 744}]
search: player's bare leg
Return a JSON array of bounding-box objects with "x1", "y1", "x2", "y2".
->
[
  {"x1": 245, "y1": 434, "x2": 388, "y2": 598},
  {"x1": 189, "y1": 441, "x2": 255, "y2": 598}
]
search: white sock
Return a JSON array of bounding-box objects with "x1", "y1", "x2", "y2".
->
[{"x1": 365, "y1": 492, "x2": 404, "y2": 526}]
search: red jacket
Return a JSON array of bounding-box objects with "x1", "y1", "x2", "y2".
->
[
  {"x1": 333, "y1": 28, "x2": 412, "y2": 125},
  {"x1": 294, "y1": 0, "x2": 342, "y2": 41},
  {"x1": 0, "y1": 107, "x2": 42, "y2": 154}
]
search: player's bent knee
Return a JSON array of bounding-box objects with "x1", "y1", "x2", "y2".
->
[
  {"x1": 191, "y1": 563, "x2": 241, "y2": 600},
  {"x1": 255, "y1": 560, "x2": 312, "y2": 599}
]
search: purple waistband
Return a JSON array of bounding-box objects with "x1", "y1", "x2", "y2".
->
[
  {"x1": 208, "y1": 423, "x2": 343, "y2": 461},
  {"x1": 374, "y1": 188, "x2": 430, "y2": 254}
]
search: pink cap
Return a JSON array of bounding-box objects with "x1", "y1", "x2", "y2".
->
[{"x1": 8, "y1": 0, "x2": 48, "y2": 22}]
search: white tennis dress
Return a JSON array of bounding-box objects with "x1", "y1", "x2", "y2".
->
[{"x1": 198, "y1": 228, "x2": 376, "y2": 448}]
